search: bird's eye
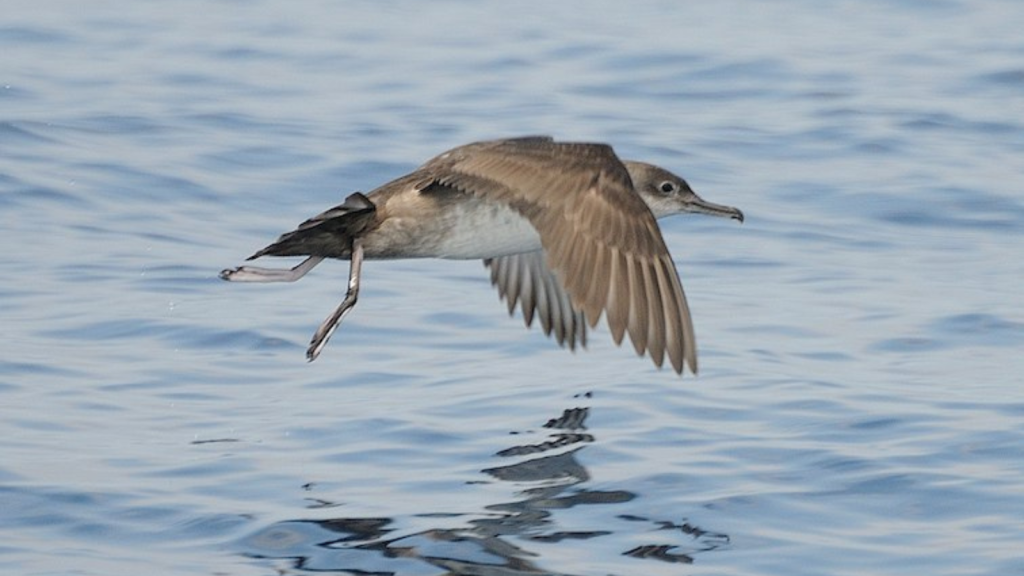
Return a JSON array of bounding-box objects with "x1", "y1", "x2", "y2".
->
[{"x1": 659, "y1": 181, "x2": 676, "y2": 194}]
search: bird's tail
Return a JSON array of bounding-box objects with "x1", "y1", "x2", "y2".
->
[{"x1": 247, "y1": 192, "x2": 376, "y2": 260}]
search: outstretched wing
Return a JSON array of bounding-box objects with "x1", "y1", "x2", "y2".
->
[{"x1": 421, "y1": 137, "x2": 696, "y2": 375}]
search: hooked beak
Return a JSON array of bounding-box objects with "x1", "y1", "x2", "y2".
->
[{"x1": 688, "y1": 195, "x2": 745, "y2": 223}]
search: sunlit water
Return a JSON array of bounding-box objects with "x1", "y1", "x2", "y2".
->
[{"x1": 2, "y1": 1, "x2": 1024, "y2": 575}]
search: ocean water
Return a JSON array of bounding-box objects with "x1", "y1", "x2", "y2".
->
[{"x1": 2, "y1": 1, "x2": 1024, "y2": 575}]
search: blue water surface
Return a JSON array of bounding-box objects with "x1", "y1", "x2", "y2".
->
[{"x1": 2, "y1": 1, "x2": 1023, "y2": 575}]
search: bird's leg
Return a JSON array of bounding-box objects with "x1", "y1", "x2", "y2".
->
[
  {"x1": 307, "y1": 239, "x2": 364, "y2": 361},
  {"x1": 219, "y1": 256, "x2": 325, "y2": 283}
]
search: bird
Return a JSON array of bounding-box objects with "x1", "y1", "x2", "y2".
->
[{"x1": 220, "y1": 136, "x2": 743, "y2": 375}]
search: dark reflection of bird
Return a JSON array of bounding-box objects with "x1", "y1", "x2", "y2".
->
[
  {"x1": 238, "y1": 403, "x2": 729, "y2": 574},
  {"x1": 221, "y1": 136, "x2": 743, "y2": 373}
]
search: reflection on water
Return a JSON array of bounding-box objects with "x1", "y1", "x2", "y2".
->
[
  {"x1": 5, "y1": 1, "x2": 1023, "y2": 574},
  {"x1": 240, "y1": 403, "x2": 729, "y2": 574}
]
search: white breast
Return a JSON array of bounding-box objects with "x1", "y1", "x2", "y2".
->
[
  {"x1": 364, "y1": 195, "x2": 543, "y2": 260},
  {"x1": 433, "y1": 201, "x2": 542, "y2": 259}
]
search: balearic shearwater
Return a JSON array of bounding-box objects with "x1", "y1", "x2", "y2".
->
[{"x1": 220, "y1": 136, "x2": 743, "y2": 375}]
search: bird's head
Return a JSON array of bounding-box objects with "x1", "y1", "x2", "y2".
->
[{"x1": 624, "y1": 161, "x2": 744, "y2": 222}]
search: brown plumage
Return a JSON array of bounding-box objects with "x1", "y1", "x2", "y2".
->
[{"x1": 221, "y1": 136, "x2": 743, "y2": 375}]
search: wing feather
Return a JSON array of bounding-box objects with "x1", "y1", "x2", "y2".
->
[
  {"x1": 438, "y1": 137, "x2": 695, "y2": 374},
  {"x1": 485, "y1": 252, "x2": 587, "y2": 350}
]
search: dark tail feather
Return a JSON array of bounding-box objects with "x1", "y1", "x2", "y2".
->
[{"x1": 247, "y1": 193, "x2": 377, "y2": 260}]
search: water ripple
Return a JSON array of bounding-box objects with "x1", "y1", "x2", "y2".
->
[{"x1": 3, "y1": 2, "x2": 1024, "y2": 575}]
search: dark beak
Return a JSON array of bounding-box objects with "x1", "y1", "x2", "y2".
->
[{"x1": 689, "y1": 196, "x2": 745, "y2": 223}]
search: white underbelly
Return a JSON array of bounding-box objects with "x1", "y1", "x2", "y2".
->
[{"x1": 434, "y1": 202, "x2": 542, "y2": 259}]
